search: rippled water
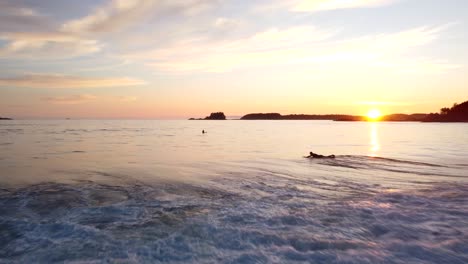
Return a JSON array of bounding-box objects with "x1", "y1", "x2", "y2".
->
[{"x1": 1, "y1": 120, "x2": 467, "y2": 263}]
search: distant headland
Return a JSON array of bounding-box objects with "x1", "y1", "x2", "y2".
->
[
  {"x1": 189, "y1": 100, "x2": 468, "y2": 122},
  {"x1": 0, "y1": 117, "x2": 12, "y2": 120},
  {"x1": 423, "y1": 100, "x2": 468, "y2": 122},
  {"x1": 240, "y1": 113, "x2": 429, "y2": 121},
  {"x1": 190, "y1": 112, "x2": 431, "y2": 122},
  {"x1": 241, "y1": 113, "x2": 362, "y2": 121},
  {"x1": 334, "y1": 113, "x2": 428, "y2": 122}
]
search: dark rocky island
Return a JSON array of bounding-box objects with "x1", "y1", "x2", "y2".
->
[
  {"x1": 0, "y1": 117, "x2": 12, "y2": 120},
  {"x1": 205, "y1": 112, "x2": 226, "y2": 120},
  {"x1": 423, "y1": 100, "x2": 468, "y2": 122},
  {"x1": 189, "y1": 112, "x2": 226, "y2": 120}
]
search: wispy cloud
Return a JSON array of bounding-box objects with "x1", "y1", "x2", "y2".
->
[
  {"x1": 124, "y1": 26, "x2": 335, "y2": 72},
  {"x1": 253, "y1": 0, "x2": 398, "y2": 13},
  {"x1": 291, "y1": 0, "x2": 398, "y2": 12},
  {"x1": 0, "y1": 2, "x2": 52, "y2": 32},
  {"x1": 0, "y1": 2, "x2": 102, "y2": 59},
  {"x1": 292, "y1": 25, "x2": 459, "y2": 74},
  {"x1": 62, "y1": 0, "x2": 219, "y2": 34},
  {"x1": 122, "y1": 24, "x2": 457, "y2": 74},
  {"x1": 0, "y1": 0, "x2": 220, "y2": 60},
  {"x1": 41, "y1": 94, "x2": 139, "y2": 104},
  {"x1": 213, "y1": 17, "x2": 241, "y2": 31},
  {"x1": 42, "y1": 94, "x2": 97, "y2": 104},
  {"x1": 0, "y1": 32, "x2": 102, "y2": 59},
  {"x1": 61, "y1": 0, "x2": 158, "y2": 34},
  {"x1": 0, "y1": 74, "x2": 145, "y2": 89}
]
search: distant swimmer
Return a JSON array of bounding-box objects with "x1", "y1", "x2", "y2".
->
[
  {"x1": 202, "y1": 130, "x2": 206, "y2": 134},
  {"x1": 306, "y1": 152, "x2": 335, "y2": 159}
]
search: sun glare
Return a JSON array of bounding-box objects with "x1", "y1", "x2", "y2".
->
[{"x1": 367, "y1": 109, "x2": 382, "y2": 120}]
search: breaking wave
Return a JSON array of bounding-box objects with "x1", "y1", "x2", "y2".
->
[{"x1": 1, "y1": 163, "x2": 467, "y2": 263}]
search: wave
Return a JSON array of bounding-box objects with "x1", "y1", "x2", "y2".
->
[
  {"x1": 305, "y1": 155, "x2": 467, "y2": 179},
  {"x1": 363, "y1": 156, "x2": 445, "y2": 167},
  {"x1": 311, "y1": 155, "x2": 444, "y2": 167},
  {"x1": 1, "y1": 178, "x2": 467, "y2": 263}
]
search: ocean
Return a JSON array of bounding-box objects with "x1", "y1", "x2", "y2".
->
[{"x1": 0, "y1": 120, "x2": 467, "y2": 263}]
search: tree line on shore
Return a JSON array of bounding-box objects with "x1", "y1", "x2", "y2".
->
[
  {"x1": 191, "y1": 100, "x2": 467, "y2": 122},
  {"x1": 423, "y1": 101, "x2": 468, "y2": 122}
]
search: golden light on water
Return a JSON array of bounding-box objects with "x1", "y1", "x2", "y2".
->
[{"x1": 370, "y1": 123, "x2": 380, "y2": 155}]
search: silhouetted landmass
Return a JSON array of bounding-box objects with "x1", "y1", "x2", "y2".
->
[
  {"x1": 189, "y1": 112, "x2": 226, "y2": 120},
  {"x1": 334, "y1": 116, "x2": 366, "y2": 121},
  {"x1": 0, "y1": 117, "x2": 12, "y2": 120},
  {"x1": 241, "y1": 113, "x2": 282, "y2": 120},
  {"x1": 205, "y1": 112, "x2": 226, "y2": 120},
  {"x1": 242, "y1": 113, "x2": 365, "y2": 121},
  {"x1": 189, "y1": 101, "x2": 467, "y2": 122},
  {"x1": 381, "y1": 113, "x2": 427, "y2": 122},
  {"x1": 335, "y1": 113, "x2": 431, "y2": 122},
  {"x1": 241, "y1": 113, "x2": 431, "y2": 122},
  {"x1": 285, "y1": 114, "x2": 361, "y2": 120},
  {"x1": 423, "y1": 100, "x2": 468, "y2": 122}
]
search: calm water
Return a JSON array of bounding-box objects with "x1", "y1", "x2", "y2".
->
[{"x1": 1, "y1": 120, "x2": 467, "y2": 263}]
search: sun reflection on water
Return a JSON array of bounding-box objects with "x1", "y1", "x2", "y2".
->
[{"x1": 370, "y1": 123, "x2": 380, "y2": 156}]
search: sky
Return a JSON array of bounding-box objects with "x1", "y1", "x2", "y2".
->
[{"x1": 0, "y1": 0, "x2": 467, "y2": 119}]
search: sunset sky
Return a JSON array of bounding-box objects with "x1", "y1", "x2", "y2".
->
[{"x1": 0, "y1": 0, "x2": 467, "y2": 119}]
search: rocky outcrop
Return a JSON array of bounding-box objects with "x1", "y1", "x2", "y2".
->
[{"x1": 204, "y1": 112, "x2": 226, "y2": 120}]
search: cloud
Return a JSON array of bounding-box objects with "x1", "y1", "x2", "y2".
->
[
  {"x1": 0, "y1": 0, "x2": 219, "y2": 60},
  {"x1": 213, "y1": 17, "x2": 241, "y2": 30},
  {"x1": 124, "y1": 26, "x2": 335, "y2": 72},
  {"x1": 291, "y1": 0, "x2": 397, "y2": 12},
  {"x1": 0, "y1": 32, "x2": 102, "y2": 59},
  {"x1": 121, "y1": 25, "x2": 457, "y2": 74},
  {"x1": 291, "y1": 25, "x2": 459, "y2": 73},
  {"x1": 0, "y1": 2, "x2": 53, "y2": 32},
  {"x1": 0, "y1": 0, "x2": 458, "y2": 78},
  {"x1": 42, "y1": 94, "x2": 97, "y2": 104},
  {"x1": 0, "y1": 74, "x2": 145, "y2": 88},
  {"x1": 62, "y1": 0, "x2": 219, "y2": 34},
  {"x1": 41, "y1": 94, "x2": 139, "y2": 104},
  {"x1": 0, "y1": 2, "x2": 102, "y2": 59},
  {"x1": 61, "y1": 0, "x2": 158, "y2": 34}
]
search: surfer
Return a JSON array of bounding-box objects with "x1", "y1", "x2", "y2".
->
[{"x1": 306, "y1": 152, "x2": 335, "y2": 159}]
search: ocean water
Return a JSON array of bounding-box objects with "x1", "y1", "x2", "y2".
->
[{"x1": 0, "y1": 120, "x2": 467, "y2": 263}]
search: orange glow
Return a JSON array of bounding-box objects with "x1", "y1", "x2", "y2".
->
[{"x1": 367, "y1": 109, "x2": 382, "y2": 120}]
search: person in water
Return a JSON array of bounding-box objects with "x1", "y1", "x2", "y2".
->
[
  {"x1": 202, "y1": 130, "x2": 206, "y2": 134},
  {"x1": 306, "y1": 152, "x2": 335, "y2": 159}
]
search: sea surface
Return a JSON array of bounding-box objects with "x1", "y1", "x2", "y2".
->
[{"x1": 0, "y1": 120, "x2": 467, "y2": 263}]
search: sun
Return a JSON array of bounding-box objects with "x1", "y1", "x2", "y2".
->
[{"x1": 367, "y1": 109, "x2": 382, "y2": 120}]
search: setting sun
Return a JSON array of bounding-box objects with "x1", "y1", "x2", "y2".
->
[{"x1": 367, "y1": 109, "x2": 382, "y2": 120}]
